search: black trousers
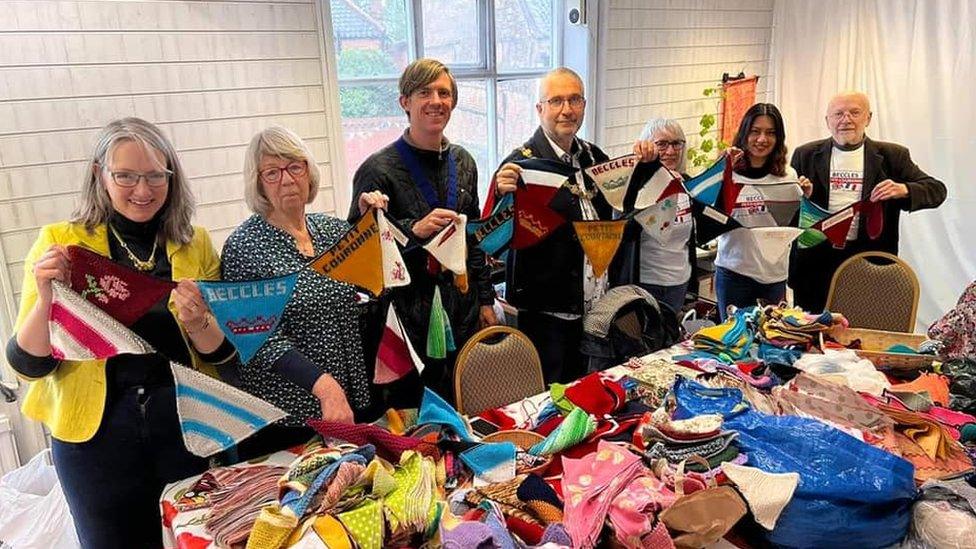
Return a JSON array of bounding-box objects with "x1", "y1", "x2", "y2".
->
[
  {"x1": 517, "y1": 310, "x2": 585, "y2": 385},
  {"x1": 51, "y1": 385, "x2": 209, "y2": 549},
  {"x1": 790, "y1": 239, "x2": 886, "y2": 313}
]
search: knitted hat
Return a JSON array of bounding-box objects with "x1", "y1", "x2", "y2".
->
[{"x1": 721, "y1": 462, "x2": 799, "y2": 530}]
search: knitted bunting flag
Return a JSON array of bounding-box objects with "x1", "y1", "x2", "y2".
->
[
  {"x1": 427, "y1": 286, "x2": 448, "y2": 359},
  {"x1": 633, "y1": 161, "x2": 684, "y2": 210},
  {"x1": 721, "y1": 462, "x2": 799, "y2": 530},
  {"x1": 467, "y1": 193, "x2": 514, "y2": 257},
  {"x1": 584, "y1": 154, "x2": 639, "y2": 210},
  {"x1": 422, "y1": 214, "x2": 467, "y2": 276},
  {"x1": 528, "y1": 407, "x2": 597, "y2": 456},
  {"x1": 67, "y1": 245, "x2": 176, "y2": 326},
  {"x1": 459, "y1": 442, "x2": 518, "y2": 485},
  {"x1": 375, "y1": 303, "x2": 425, "y2": 384},
  {"x1": 751, "y1": 227, "x2": 805, "y2": 265},
  {"x1": 48, "y1": 280, "x2": 154, "y2": 360},
  {"x1": 797, "y1": 197, "x2": 832, "y2": 248},
  {"x1": 798, "y1": 198, "x2": 861, "y2": 248},
  {"x1": 861, "y1": 198, "x2": 885, "y2": 240},
  {"x1": 310, "y1": 209, "x2": 383, "y2": 296},
  {"x1": 170, "y1": 361, "x2": 288, "y2": 457},
  {"x1": 683, "y1": 155, "x2": 731, "y2": 207},
  {"x1": 512, "y1": 159, "x2": 576, "y2": 249},
  {"x1": 377, "y1": 209, "x2": 411, "y2": 289},
  {"x1": 572, "y1": 220, "x2": 628, "y2": 278},
  {"x1": 691, "y1": 200, "x2": 744, "y2": 245},
  {"x1": 633, "y1": 193, "x2": 681, "y2": 236},
  {"x1": 198, "y1": 272, "x2": 298, "y2": 364},
  {"x1": 817, "y1": 203, "x2": 861, "y2": 247}
]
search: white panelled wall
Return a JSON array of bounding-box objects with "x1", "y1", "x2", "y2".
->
[
  {"x1": 0, "y1": 0, "x2": 346, "y2": 461},
  {"x1": 596, "y1": 0, "x2": 775, "y2": 160}
]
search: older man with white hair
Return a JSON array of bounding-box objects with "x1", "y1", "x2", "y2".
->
[{"x1": 789, "y1": 91, "x2": 946, "y2": 312}]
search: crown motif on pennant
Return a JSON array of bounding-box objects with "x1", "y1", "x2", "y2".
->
[{"x1": 225, "y1": 315, "x2": 278, "y2": 335}]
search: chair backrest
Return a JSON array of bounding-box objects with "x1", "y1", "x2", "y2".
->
[
  {"x1": 454, "y1": 326, "x2": 545, "y2": 416},
  {"x1": 825, "y1": 251, "x2": 920, "y2": 332}
]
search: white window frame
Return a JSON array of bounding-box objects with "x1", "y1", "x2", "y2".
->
[{"x1": 328, "y1": 0, "x2": 564, "y2": 198}]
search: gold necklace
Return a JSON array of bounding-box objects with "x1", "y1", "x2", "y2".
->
[{"x1": 109, "y1": 224, "x2": 158, "y2": 272}]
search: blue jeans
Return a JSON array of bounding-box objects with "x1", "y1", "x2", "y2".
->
[
  {"x1": 714, "y1": 266, "x2": 786, "y2": 321},
  {"x1": 52, "y1": 385, "x2": 209, "y2": 548},
  {"x1": 638, "y1": 282, "x2": 687, "y2": 314}
]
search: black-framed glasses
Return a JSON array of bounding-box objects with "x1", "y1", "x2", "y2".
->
[
  {"x1": 259, "y1": 161, "x2": 307, "y2": 184},
  {"x1": 108, "y1": 170, "x2": 170, "y2": 188},
  {"x1": 543, "y1": 95, "x2": 585, "y2": 109},
  {"x1": 654, "y1": 140, "x2": 686, "y2": 150}
]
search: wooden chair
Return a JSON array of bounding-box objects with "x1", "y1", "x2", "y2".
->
[
  {"x1": 825, "y1": 251, "x2": 920, "y2": 332},
  {"x1": 453, "y1": 326, "x2": 545, "y2": 415}
]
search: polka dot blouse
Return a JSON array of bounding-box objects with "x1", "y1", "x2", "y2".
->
[{"x1": 221, "y1": 213, "x2": 370, "y2": 426}]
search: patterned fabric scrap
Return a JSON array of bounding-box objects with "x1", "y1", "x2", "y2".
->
[{"x1": 562, "y1": 441, "x2": 646, "y2": 549}]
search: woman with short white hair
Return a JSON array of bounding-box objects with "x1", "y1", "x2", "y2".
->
[{"x1": 222, "y1": 126, "x2": 387, "y2": 458}]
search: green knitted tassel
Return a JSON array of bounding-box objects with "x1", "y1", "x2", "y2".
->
[{"x1": 427, "y1": 286, "x2": 447, "y2": 359}]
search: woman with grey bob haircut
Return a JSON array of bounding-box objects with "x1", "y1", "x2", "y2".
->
[
  {"x1": 222, "y1": 126, "x2": 388, "y2": 459},
  {"x1": 620, "y1": 117, "x2": 698, "y2": 312}
]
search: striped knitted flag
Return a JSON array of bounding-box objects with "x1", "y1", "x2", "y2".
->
[
  {"x1": 48, "y1": 280, "x2": 154, "y2": 360},
  {"x1": 683, "y1": 155, "x2": 730, "y2": 207},
  {"x1": 170, "y1": 361, "x2": 287, "y2": 457}
]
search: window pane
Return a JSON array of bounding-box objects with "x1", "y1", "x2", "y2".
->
[
  {"x1": 451, "y1": 80, "x2": 491, "y2": 202},
  {"x1": 330, "y1": 0, "x2": 410, "y2": 78},
  {"x1": 338, "y1": 82, "x2": 408, "y2": 179},
  {"x1": 421, "y1": 0, "x2": 482, "y2": 68},
  {"x1": 495, "y1": 0, "x2": 554, "y2": 72},
  {"x1": 496, "y1": 78, "x2": 541, "y2": 160}
]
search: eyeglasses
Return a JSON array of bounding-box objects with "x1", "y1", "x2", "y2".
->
[
  {"x1": 654, "y1": 140, "x2": 686, "y2": 150},
  {"x1": 259, "y1": 161, "x2": 307, "y2": 184},
  {"x1": 542, "y1": 95, "x2": 585, "y2": 109},
  {"x1": 108, "y1": 170, "x2": 170, "y2": 188}
]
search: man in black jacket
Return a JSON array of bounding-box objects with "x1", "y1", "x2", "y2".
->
[
  {"x1": 491, "y1": 67, "x2": 655, "y2": 383},
  {"x1": 348, "y1": 58, "x2": 497, "y2": 405},
  {"x1": 789, "y1": 91, "x2": 946, "y2": 312}
]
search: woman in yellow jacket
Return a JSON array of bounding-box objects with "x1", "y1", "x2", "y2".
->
[{"x1": 4, "y1": 118, "x2": 237, "y2": 548}]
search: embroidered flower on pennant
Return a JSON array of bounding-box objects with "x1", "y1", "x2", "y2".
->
[{"x1": 79, "y1": 273, "x2": 130, "y2": 304}]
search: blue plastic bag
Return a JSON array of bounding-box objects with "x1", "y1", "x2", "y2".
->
[{"x1": 672, "y1": 378, "x2": 917, "y2": 548}]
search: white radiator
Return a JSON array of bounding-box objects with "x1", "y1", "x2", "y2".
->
[{"x1": 0, "y1": 414, "x2": 20, "y2": 475}]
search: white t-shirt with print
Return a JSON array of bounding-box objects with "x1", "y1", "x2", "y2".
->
[
  {"x1": 639, "y1": 192, "x2": 693, "y2": 286},
  {"x1": 715, "y1": 168, "x2": 802, "y2": 284},
  {"x1": 828, "y1": 145, "x2": 865, "y2": 241}
]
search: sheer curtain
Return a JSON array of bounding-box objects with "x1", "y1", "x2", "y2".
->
[{"x1": 771, "y1": 0, "x2": 976, "y2": 331}]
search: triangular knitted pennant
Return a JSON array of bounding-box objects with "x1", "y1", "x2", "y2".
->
[
  {"x1": 422, "y1": 214, "x2": 467, "y2": 276},
  {"x1": 426, "y1": 286, "x2": 447, "y2": 359},
  {"x1": 467, "y1": 193, "x2": 514, "y2": 257},
  {"x1": 572, "y1": 220, "x2": 628, "y2": 278},
  {"x1": 48, "y1": 280, "x2": 154, "y2": 360},
  {"x1": 633, "y1": 194, "x2": 681, "y2": 237},
  {"x1": 683, "y1": 155, "x2": 729, "y2": 207},
  {"x1": 310, "y1": 209, "x2": 384, "y2": 296},
  {"x1": 459, "y1": 442, "x2": 518, "y2": 485},
  {"x1": 633, "y1": 162, "x2": 683, "y2": 210},
  {"x1": 814, "y1": 202, "x2": 860, "y2": 247},
  {"x1": 170, "y1": 361, "x2": 288, "y2": 457},
  {"x1": 512, "y1": 184, "x2": 567, "y2": 249},
  {"x1": 337, "y1": 499, "x2": 384, "y2": 549},
  {"x1": 375, "y1": 303, "x2": 425, "y2": 384},
  {"x1": 799, "y1": 197, "x2": 830, "y2": 228},
  {"x1": 67, "y1": 245, "x2": 176, "y2": 326},
  {"x1": 751, "y1": 227, "x2": 805, "y2": 265},
  {"x1": 418, "y1": 387, "x2": 473, "y2": 441},
  {"x1": 510, "y1": 159, "x2": 577, "y2": 250},
  {"x1": 198, "y1": 272, "x2": 298, "y2": 364},
  {"x1": 721, "y1": 462, "x2": 799, "y2": 530},
  {"x1": 377, "y1": 209, "x2": 411, "y2": 289},
  {"x1": 691, "y1": 200, "x2": 744, "y2": 244},
  {"x1": 584, "y1": 154, "x2": 639, "y2": 210}
]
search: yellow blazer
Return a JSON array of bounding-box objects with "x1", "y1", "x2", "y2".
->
[{"x1": 14, "y1": 221, "x2": 222, "y2": 443}]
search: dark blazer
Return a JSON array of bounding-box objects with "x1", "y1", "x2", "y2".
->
[
  {"x1": 499, "y1": 126, "x2": 611, "y2": 315},
  {"x1": 790, "y1": 137, "x2": 946, "y2": 254}
]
